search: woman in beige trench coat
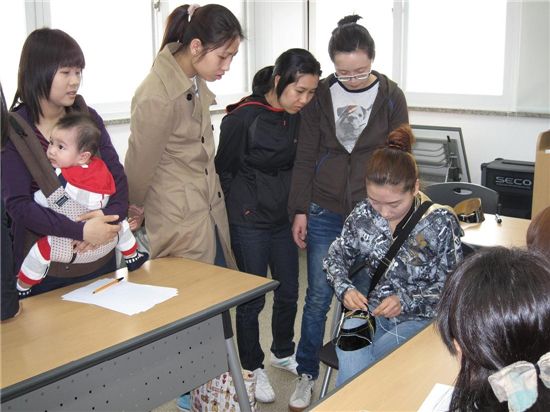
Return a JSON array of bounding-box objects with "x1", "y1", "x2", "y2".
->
[{"x1": 125, "y1": 4, "x2": 243, "y2": 268}]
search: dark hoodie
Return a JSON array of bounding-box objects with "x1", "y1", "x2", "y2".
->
[
  {"x1": 288, "y1": 71, "x2": 409, "y2": 217},
  {"x1": 215, "y1": 95, "x2": 300, "y2": 228}
]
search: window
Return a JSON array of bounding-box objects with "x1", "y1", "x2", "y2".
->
[
  {"x1": 50, "y1": 0, "x2": 154, "y2": 118},
  {"x1": 404, "y1": 0, "x2": 507, "y2": 96},
  {"x1": 309, "y1": 0, "x2": 536, "y2": 112},
  {"x1": 0, "y1": 1, "x2": 28, "y2": 107},
  {"x1": 396, "y1": 0, "x2": 518, "y2": 111},
  {"x1": 2, "y1": 0, "x2": 248, "y2": 118}
]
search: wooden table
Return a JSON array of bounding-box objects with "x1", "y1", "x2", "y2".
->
[
  {"x1": 460, "y1": 213, "x2": 529, "y2": 247},
  {"x1": 1, "y1": 258, "x2": 278, "y2": 411},
  {"x1": 310, "y1": 325, "x2": 459, "y2": 411}
]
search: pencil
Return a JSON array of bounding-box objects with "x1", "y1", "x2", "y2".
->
[{"x1": 92, "y1": 277, "x2": 125, "y2": 294}]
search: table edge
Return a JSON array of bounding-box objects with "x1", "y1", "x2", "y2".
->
[
  {"x1": 308, "y1": 322, "x2": 434, "y2": 410},
  {"x1": 1, "y1": 280, "x2": 278, "y2": 402}
]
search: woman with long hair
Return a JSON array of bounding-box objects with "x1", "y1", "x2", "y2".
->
[
  {"x1": 437, "y1": 247, "x2": 550, "y2": 411},
  {"x1": 2, "y1": 28, "x2": 125, "y2": 298},
  {"x1": 125, "y1": 4, "x2": 244, "y2": 269}
]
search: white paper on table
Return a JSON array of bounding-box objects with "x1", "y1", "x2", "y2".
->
[
  {"x1": 417, "y1": 383, "x2": 454, "y2": 412},
  {"x1": 62, "y1": 278, "x2": 178, "y2": 315}
]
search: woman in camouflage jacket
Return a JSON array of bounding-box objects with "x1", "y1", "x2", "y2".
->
[{"x1": 325, "y1": 125, "x2": 463, "y2": 385}]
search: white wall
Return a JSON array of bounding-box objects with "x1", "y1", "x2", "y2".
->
[{"x1": 516, "y1": 0, "x2": 550, "y2": 113}]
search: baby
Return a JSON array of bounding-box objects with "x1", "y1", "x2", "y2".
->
[{"x1": 17, "y1": 112, "x2": 148, "y2": 295}]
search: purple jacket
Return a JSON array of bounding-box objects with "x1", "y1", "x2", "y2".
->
[{"x1": 1, "y1": 104, "x2": 128, "y2": 272}]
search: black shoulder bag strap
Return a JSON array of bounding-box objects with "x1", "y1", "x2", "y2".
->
[
  {"x1": 368, "y1": 200, "x2": 433, "y2": 293},
  {"x1": 347, "y1": 200, "x2": 433, "y2": 293}
]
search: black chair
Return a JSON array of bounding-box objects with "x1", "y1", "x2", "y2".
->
[
  {"x1": 318, "y1": 300, "x2": 343, "y2": 399},
  {"x1": 423, "y1": 182, "x2": 500, "y2": 214},
  {"x1": 424, "y1": 182, "x2": 499, "y2": 256}
]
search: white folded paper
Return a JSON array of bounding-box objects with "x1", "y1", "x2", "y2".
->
[
  {"x1": 417, "y1": 383, "x2": 454, "y2": 412},
  {"x1": 62, "y1": 278, "x2": 178, "y2": 315}
]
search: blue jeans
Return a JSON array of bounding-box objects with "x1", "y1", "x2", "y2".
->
[
  {"x1": 335, "y1": 315, "x2": 430, "y2": 386},
  {"x1": 296, "y1": 203, "x2": 344, "y2": 379},
  {"x1": 231, "y1": 223, "x2": 299, "y2": 371}
]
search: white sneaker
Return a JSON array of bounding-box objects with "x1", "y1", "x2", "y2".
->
[
  {"x1": 253, "y1": 367, "x2": 275, "y2": 403},
  {"x1": 270, "y1": 352, "x2": 299, "y2": 375},
  {"x1": 289, "y1": 374, "x2": 314, "y2": 412}
]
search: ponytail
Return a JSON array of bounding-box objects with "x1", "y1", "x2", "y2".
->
[
  {"x1": 252, "y1": 66, "x2": 274, "y2": 96},
  {"x1": 160, "y1": 4, "x2": 243, "y2": 55},
  {"x1": 160, "y1": 5, "x2": 193, "y2": 52}
]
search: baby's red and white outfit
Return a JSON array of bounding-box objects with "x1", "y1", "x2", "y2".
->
[{"x1": 18, "y1": 157, "x2": 147, "y2": 291}]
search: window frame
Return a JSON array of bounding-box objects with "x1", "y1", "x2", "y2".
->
[
  {"x1": 12, "y1": 0, "x2": 250, "y2": 118},
  {"x1": 392, "y1": 0, "x2": 522, "y2": 112}
]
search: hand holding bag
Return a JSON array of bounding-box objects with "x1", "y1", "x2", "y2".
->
[{"x1": 334, "y1": 201, "x2": 433, "y2": 351}]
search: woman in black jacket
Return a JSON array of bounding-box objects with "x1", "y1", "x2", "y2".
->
[{"x1": 215, "y1": 48, "x2": 321, "y2": 404}]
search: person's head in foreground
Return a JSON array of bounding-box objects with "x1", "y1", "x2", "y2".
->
[
  {"x1": 527, "y1": 205, "x2": 550, "y2": 257},
  {"x1": 437, "y1": 247, "x2": 550, "y2": 412}
]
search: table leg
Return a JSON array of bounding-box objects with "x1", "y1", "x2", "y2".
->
[{"x1": 222, "y1": 310, "x2": 252, "y2": 412}]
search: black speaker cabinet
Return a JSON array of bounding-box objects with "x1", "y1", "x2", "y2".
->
[{"x1": 481, "y1": 158, "x2": 534, "y2": 219}]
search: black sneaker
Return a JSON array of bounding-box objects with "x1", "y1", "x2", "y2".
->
[{"x1": 125, "y1": 250, "x2": 149, "y2": 271}]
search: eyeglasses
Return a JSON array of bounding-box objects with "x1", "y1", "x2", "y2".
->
[{"x1": 334, "y1": 70, "x2": 372, "y2": 83}]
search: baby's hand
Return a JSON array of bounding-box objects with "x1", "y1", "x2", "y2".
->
[{"x1": 128, "y1": 204, "x2": 145, "y2": 231}]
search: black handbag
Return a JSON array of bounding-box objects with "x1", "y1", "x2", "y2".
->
[{"x1": 334, "y1": 200, "x2": 433, "y2": 351}]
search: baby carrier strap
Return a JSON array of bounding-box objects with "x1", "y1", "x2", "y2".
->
[
  {"x1": 8, "y1": 112, "x2": 60, "y2": 198},
  {"x1": 7, "y1": 99, "x2": 115, "y2": 278}
]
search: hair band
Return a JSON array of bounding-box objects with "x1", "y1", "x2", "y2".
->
[
  {"x1": 187, "y1": 4, "x2": 200, "y2": 20},
  {"x1": 488, "y1": 352, "x2": 550, "y2": 412},
  {"x1": 387, "y1": 142, "x2": 406, "y2": 151}
]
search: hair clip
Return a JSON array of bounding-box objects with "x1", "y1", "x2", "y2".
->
[
  {"x1": 488, "y1": 352, "x2": 550, "y2": 412},
  {"x1": 188, "y1": 4, "x2": 200, "y2": 20}
]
